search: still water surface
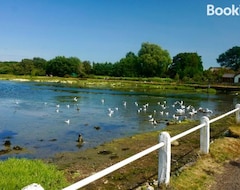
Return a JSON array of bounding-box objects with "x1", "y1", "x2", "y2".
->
[{"x1": 0, "y1": 80, "x2": 238, "y2": 159}]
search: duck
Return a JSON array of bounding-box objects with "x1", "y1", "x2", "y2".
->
[{"x1": 77, "y1": 134, "x2": 84, "y2": 144}]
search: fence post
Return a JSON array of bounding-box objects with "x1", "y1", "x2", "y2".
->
[
  {"x1": 200, "y1": 116, "x2": 210, "y2": 154},
  {"x1": 235, "y1": 104, "x2": 240, "y2": 124},
  {"x1": 158, "y1": 132, "x2": 171, "y2": 186}
]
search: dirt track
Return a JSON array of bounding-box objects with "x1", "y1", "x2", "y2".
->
[{"x1": 210, "y1": 158, "x2": 240, "y2": 190}]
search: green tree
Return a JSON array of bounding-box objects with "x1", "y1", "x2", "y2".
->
[
  {"x1": 0, "y1": 62, "x2": 15, "y2": 74},
  {"x1": 217, "y1": 46, "x2": 240, "y2": 71},
  {"x1": 46, "y1": 56, "x2": 82, "y2": 77},
  {"x1": 68, "y1": 57, "x2": 84, "y2": 77},
  {"x1": 137, "y1": 42, "x2": 171, "y2": 77},
  {"x1": 113, "y1": 52, "x2": 138, "y2": 77},
  {"x1": 92, "y1": 62, "x2": 113, "y2": 76},
  {"x1": 82, "y1": 61, "x2": 92, "y2": 75},
  {"x1": 47, "y1": 56, "x2": 67, "y2": 77},
  {"x1": 12, "y1": 59, "x2": 34, "y2": 75},
  {"x1": 32, "y1": 57, "x2": 47, "y2": 76},
  {"x1": 168, "y1": 52, "x2": 203, "y2": 79}
]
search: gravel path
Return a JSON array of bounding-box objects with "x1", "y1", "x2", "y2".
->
[{"x1": 210, "y1": 158, "x2": 240, "y2": 190}]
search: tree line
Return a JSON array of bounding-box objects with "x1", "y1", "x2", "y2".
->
[{"x1": 0, "y1": 42, "x2": 239, "y2": 83}]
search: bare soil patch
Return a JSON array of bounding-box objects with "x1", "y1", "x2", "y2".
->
[{"x1": 209, "y1": 158, "x2": 240, "y2": 190}]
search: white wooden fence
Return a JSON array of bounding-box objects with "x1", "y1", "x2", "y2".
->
[
  {"x1": 23, "y1": 104, "x2": 240, "y2": 190},
  {"x1": 61, "y1": 104, "x2": 240, "y2": 190}
]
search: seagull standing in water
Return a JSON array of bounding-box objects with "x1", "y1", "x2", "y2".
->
[
  {"x1": 101, "y1": 99, "x2": 105, "y2": 104},
  {"x1": 65, "y1": 119, "x2": 70, "y2": 124}
]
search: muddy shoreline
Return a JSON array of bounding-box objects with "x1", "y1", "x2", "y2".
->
[
  {"x1": 0, "y1": 105, "x2": 237, "y2": 189},
  {"x1": 45, "y1": 115, "x2": 234, "y2": 190}
]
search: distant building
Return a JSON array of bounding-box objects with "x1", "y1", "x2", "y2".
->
[
  {"x1": 209, "y1": 67, "x2": 221, "y2": 72},
  {"x1": 209, "y1": 67, "x2": 234, "y2": 72},
  {"x1": 234, "y1": 73, "x2": 240, "y2": 83},
  {"x1": 222, "y1": 73, "x2": 235, "y2": 83},
  {"x1": 222, "y1": 73, "x2": 240, "y2": 83}
]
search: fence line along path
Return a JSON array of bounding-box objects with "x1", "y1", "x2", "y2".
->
[{"x1": 22, "y1": 104, "x2": 240, "y2": 190}]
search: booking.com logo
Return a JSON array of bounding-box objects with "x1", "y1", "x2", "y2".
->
[{"x1": 207, "y1": 4, "x2": 240, "y2": 16}]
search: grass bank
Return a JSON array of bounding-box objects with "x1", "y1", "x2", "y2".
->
[
  {"x1": 0, "y1": 74, "x2": 216, "y2": 93},
  {"x1": 0, "y1": 158, "x2": 69, "y2": 189},
  {"x1": 170, "y1": 133, "x2": 240, "y2": 190}
]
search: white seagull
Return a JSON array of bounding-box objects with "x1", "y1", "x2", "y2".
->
[{"x1": 65, "y1": 119, "x2": 70, "y2": 124}]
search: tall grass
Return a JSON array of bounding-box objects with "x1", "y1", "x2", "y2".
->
[{"x1": 0, "y1": 158, "x2": 69, "y2": 190}]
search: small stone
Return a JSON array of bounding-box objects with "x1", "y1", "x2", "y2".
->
[
  {"x1": 122, "y1": 147, "x2": 130, "y2": 151},
  {"x1": 153, "y1": 179, "x2": 158, "y2": 186},
  {"x1": 13, "y1": 146, "x2": 23, "y2": 150},
  {"x1": 4, "y1": 140, "x2": 11, "y2": 146},
  {"x1": 109, "y1": 154, "x2": 119, "y2": 160},
  {"x1": 0, "y1": 149, "x2": 11, "y2": 154},
  {"x1": 94, "y1": 126, "x2": 101, "y2": 130},
  {"x1": 21, "y1": 183, "x2": 44, "y2": 190},
  {"x1": 97, "y1": 150, "x2": 112, "y2": 155},
  {"x1": 49, "y1": 139, "x2": 57, "y2": 142},
  {"x1": 103, "y1": 180, "x2": 108, "y2": 184},
  {"x1": 171, "y1": 140, "x2": 180, "y2": 146},
  {"x1": 146, "y1": 185, "x2": 154, "y2": 190}
]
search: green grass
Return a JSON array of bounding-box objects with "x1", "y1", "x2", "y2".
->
[
  {"x1": 0, "y1": 74, "x2": 217, "y2": 94},
  {"x1": 169, "y1": 123, "x2": 240, "y2": 190},
  {"x1": 0, "y1": 158, "x2": 69, "y2": 190},
  {"x1": 169, "y1": 137, "x2": 240, "y2": 190}
]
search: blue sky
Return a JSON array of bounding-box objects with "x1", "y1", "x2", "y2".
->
[{"x1": 0, "y1": 0, "x2": 239, "y2": 69}]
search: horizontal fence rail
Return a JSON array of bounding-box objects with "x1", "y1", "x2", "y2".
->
[
  {"x1": 210, "y1": 106, "x2": 240, "y2": 123},
  {"x1": 22, "y1": 104, "x2": 240, "y2": 190},
  {"x1": 171, "y1": 122, "x2": 205, "y2": 142}
]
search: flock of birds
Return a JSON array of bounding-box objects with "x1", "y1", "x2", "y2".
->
[
  {"x1": 103, "y1": 98, "x2": 213, "y2": 126},
  {"x1": 55, "y1": 96, "x2": 79, "y2": 125},
  {"x1": 15, "y1": 95, "x2": 214, "y2": 128},
  {"x1": 12, "y1": 95, "x2": 214, "y2": 148}
]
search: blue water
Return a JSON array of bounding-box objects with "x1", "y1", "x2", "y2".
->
[{"x1": 0, "y1": 80, "x2": 238, "y2": 159}]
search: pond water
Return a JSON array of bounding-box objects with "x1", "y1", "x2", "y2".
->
[{"x1": 0, "y1": 80, "x2": 239, "y2": 159}]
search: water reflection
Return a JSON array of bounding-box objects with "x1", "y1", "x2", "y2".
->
[{"x1": 0, "y1": 80, "x2": 239, "y2": 159}]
